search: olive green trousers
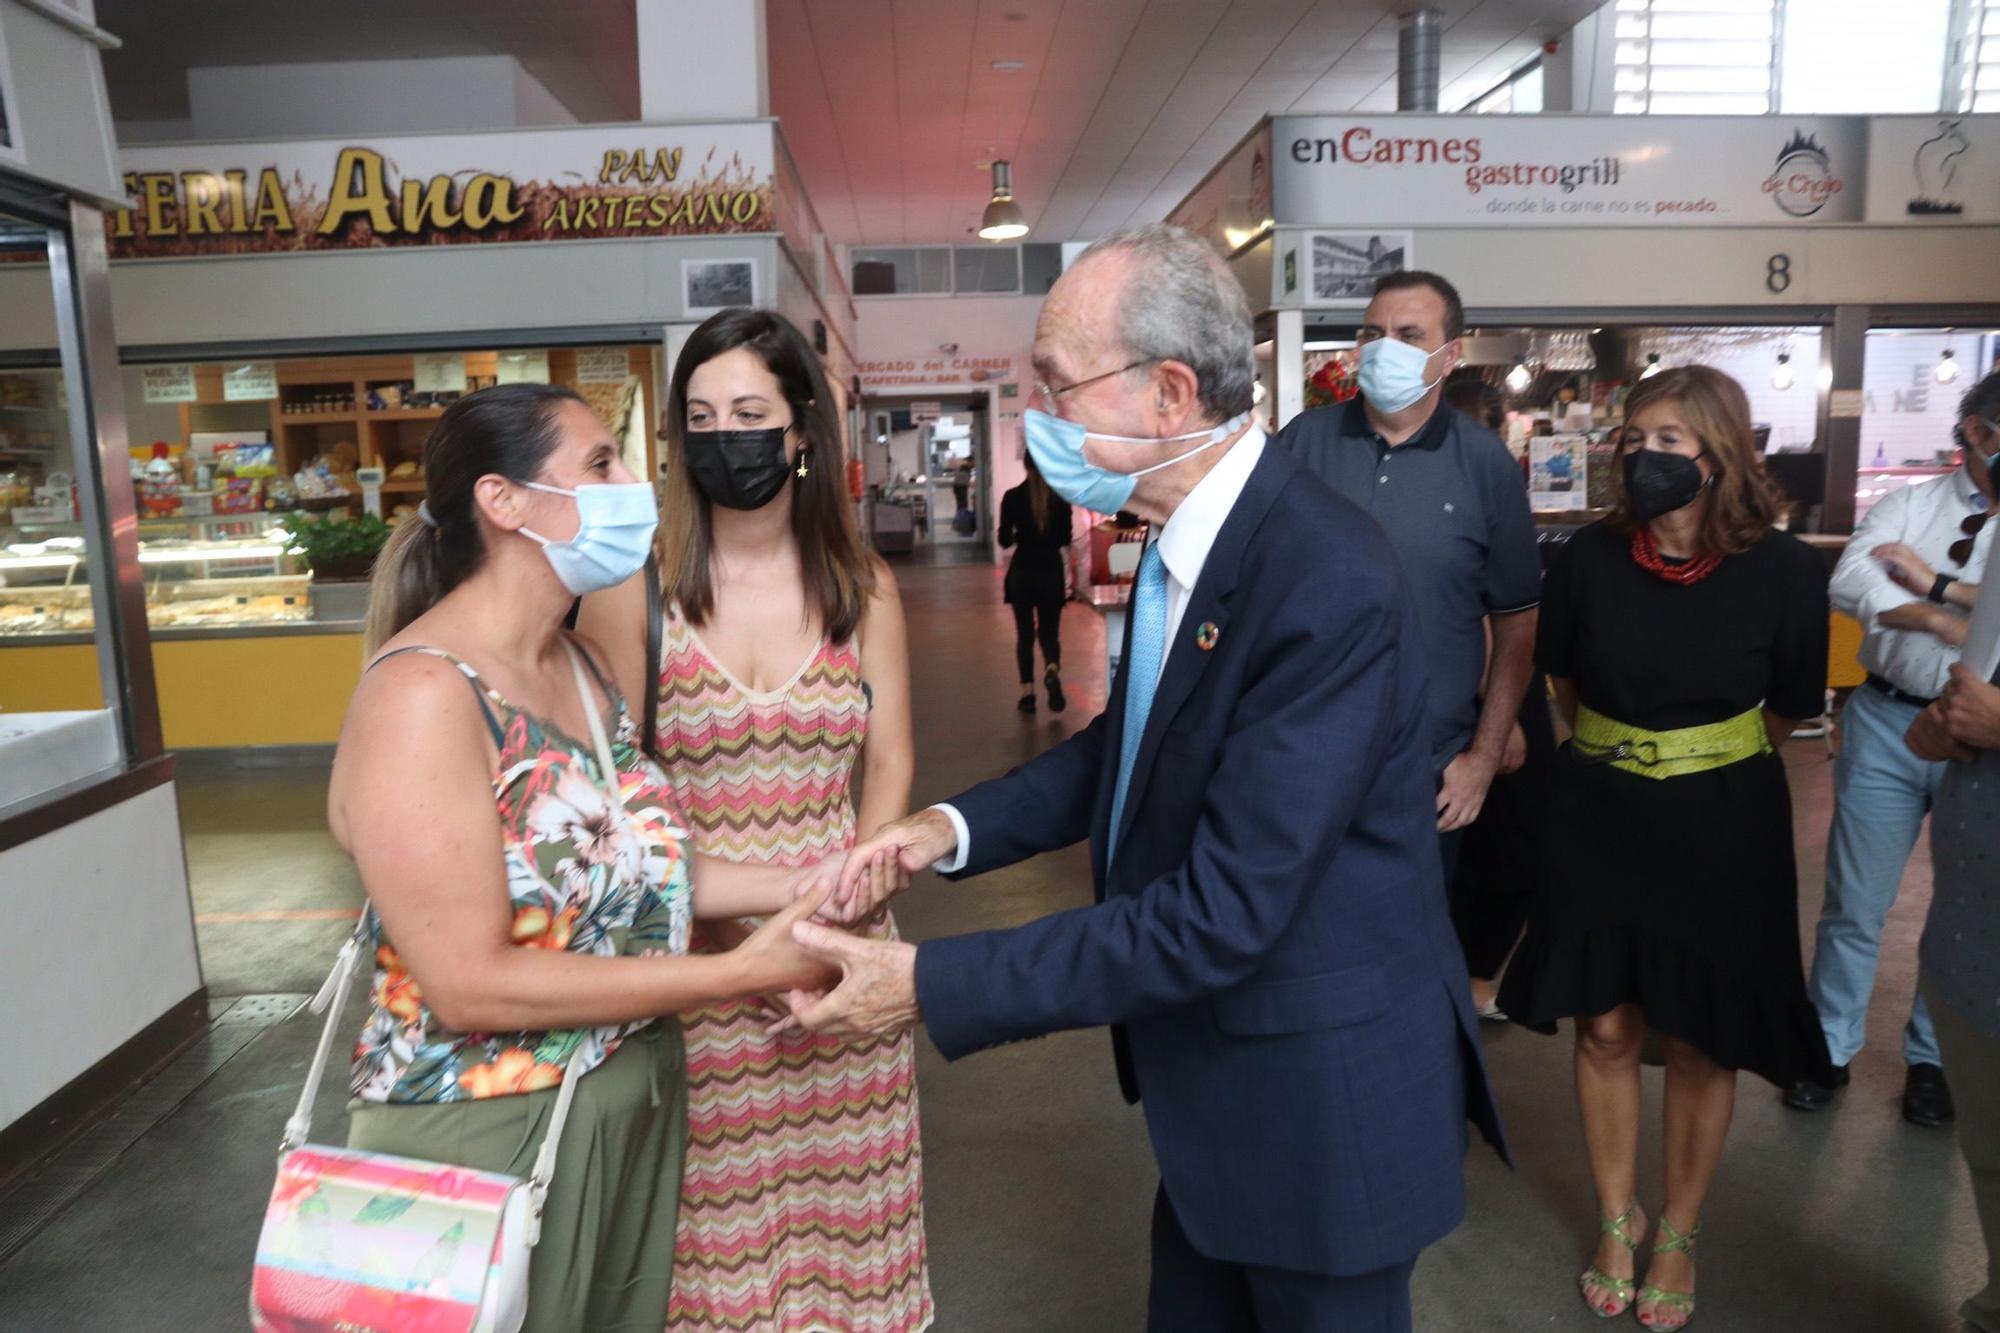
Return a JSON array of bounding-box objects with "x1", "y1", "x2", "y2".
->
[{"x1": 347, "y1": 1022, "x2": 687, "y2": 1333}]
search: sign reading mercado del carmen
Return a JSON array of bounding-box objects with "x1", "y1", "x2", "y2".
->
[{"x1": 103, "y1": 123, "x2": 778, "y2": 257}]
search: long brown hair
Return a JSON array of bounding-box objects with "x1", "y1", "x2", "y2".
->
[
  {"x1": 660, "y1": 309, "x2": 876, "y2": 642},
  {"x1": 1609, "y1": 365, "x2": 1784, "y2": 558},
  {"x1": 1023, "y1": 450, "x2": 1053, "y2": 535},
  {"x1": 363, "y1": 383, "x2": 584, "y2": 654}
]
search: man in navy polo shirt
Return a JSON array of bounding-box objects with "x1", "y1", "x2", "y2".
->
[{"x1": 1273, "y1": 270, "x2": 1542, "y2": 896}]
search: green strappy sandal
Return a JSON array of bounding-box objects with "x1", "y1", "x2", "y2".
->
[
  {"x1": 1637, "y1": 1217, "x2": 1701, "y2": 1330},
  {"x1": 1579, "y1": 1201, "x2": 1644, "y2": 1319}
]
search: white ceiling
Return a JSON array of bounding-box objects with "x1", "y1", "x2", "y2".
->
[
  {"x1": 93, "y1": 0, "x2": 1601, "y2": 247},
  {"x1": 771, "y1": 0, "x2": 1604, "y2": 246}
]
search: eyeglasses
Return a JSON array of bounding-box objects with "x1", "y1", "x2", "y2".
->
[
  {"x1": 1033, "y1": 359, "x2": 1156, "y2": 412},
  {"x1": 1949, "y1": 510, "x2": 1989, "y2": 566}
]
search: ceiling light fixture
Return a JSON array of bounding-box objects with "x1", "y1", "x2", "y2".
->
[
  {"x1": 1506, "y1": 361, "x2": 1533, "y2": 393},
  {"x1": 1937, "y1": 348, "x2": 1962, "y2": 384},
  {"x1": 1771, "y1": 351, "x2": 1795, "y2": 391},
  {"x1": 991, "y1": 59, "x2": 1026, "y2": 73},
  {"x1": 978, "y1": 160, "x2": 1029, "y2": 241},
  {"x1": 1640, "y1": 352, "x2": 1663, "y2": 379}
]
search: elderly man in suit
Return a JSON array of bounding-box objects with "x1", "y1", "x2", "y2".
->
[{"x1": 784, "y1": 223, "x2": 1505, "y2": 1332}]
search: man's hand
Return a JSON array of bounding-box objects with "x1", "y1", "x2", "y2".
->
[
  {"x1": 1437, "y1": 750, "x2": 1499, "y2": 832},
  {"x1": 830, "y1": 810, "x2": 958, "y2": 922},
  {"x1": 1876, "y1": 602, "x2": 1969, "y2": 646},
  {"x1": 1906, "y1": 701, "x2": 1973, "y2": 763},
  {"x1": 1873, "y1": 542, "x2": 1939, "y2": 598},
  {"x1": 1942, "y1": 662, "x2": 2000, "y2": 751},
  {"x1": 1499, "y1": 722, "x2": 1528, "y2": 776},
  {"x1": 772, "y1": 924, "x2": 921, "y2": 1040}
]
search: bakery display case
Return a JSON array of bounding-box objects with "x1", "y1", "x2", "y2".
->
[{"x1": 0, "y1": 514, "x2": 312, "y2": 639}]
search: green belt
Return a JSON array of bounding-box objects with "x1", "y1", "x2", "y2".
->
[{"x1": 1571, "y1": 703, "x2": 1771, "y2": 780}]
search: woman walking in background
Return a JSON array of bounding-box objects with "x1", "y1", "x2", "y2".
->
[
  {"x1": 1498, "y1": 366, "x2": 1831, "y2": 1330},
  {"x1": 325, "y1": 384, "x2": 879, "y2": 1332},
  {"x1": 999, "y1": 451, "x2": 1073, "y2": 714},
  {"x1": 581, "y1": 309, "x2": 932, "y2": 1332}
]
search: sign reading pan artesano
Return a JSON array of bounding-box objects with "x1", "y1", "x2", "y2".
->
[
  {"x1": 1272, "y1": 115, "x2": 1868, "y2": 227},
  {"x1": 105, "y1": 123, "x2": 776, "y2": 259}
]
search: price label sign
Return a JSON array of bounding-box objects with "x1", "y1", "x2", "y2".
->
[
  {"x1": 1830, "y1": 389, "x2": 1864, "y2": 420},
  {"x1": 221, "y1": 361, "x2": 278, "y2": 401},
  {"x1": 413, "y1": 353, "x2": 468, "y2": 394},
  {"x1": 575, "y1": 347, "x2": 629, "y2": 384},
  {"x1": 142, "y1": 364, "x2": 198, "y2": 403},
  {"x1": 496, "y1": 350, "x2": 551, "y2": 385}
]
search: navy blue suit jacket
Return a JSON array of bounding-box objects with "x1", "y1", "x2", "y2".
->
[{"x1": 912, "y1": 444, "x2": 1507, "y2": 1278}]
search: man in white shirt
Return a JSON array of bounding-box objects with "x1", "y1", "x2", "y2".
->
[{"x1": 1786, "y1": 370, "x2": 2000, "y2": 1126}]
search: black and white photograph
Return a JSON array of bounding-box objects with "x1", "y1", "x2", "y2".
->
[
  {"x1": 1308, "y1": 230, "x2": 1411, "y2": 304},
  {"x1": 682, "y1": 258, "x2": 757, "y2": 317}
]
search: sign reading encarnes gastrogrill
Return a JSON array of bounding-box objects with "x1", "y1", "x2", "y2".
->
[{"x1": 105, "y1": 123, "x2": 777, "y2": 259}]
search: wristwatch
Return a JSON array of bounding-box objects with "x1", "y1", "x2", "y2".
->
[{"x1": 1929, "y1": 572, "x2": 1958, "y2": 604}]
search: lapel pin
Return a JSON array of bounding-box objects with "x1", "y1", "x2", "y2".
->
[{"x1": 1195, "y1": 621, "x2": 1220, "y2": 652}]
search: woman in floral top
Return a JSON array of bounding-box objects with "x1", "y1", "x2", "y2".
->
[{"x1": 327, "y1": 384, "x2": 903, "y2": 1333}]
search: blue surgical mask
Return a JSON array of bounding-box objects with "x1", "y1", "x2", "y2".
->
[
  {"x1": 1023, "y1": 409, "x2": 1252, "y2": 515},
  {"x1": 519, "y1": 480, "x2": 659, "y2": 595},
  {"x1": 1356, "y1": 338, "x2": 1449, "y2": 414}
]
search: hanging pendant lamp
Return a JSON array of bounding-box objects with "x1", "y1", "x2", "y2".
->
[{"x1": 978, "y1": 161, "x2": 1029, "y2": 241}]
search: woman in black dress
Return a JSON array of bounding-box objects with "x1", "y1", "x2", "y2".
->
[
  {"x1": 999, "y1": 453, "x2": 1073, "y2": 714},
  {"x1": 1498, "y1": 366, "x2": 1832, "y2": 1330}
]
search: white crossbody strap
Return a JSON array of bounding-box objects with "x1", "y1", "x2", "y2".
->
[{"x1": 277, "y1": 639, "x2": 633, "y2": 1236}]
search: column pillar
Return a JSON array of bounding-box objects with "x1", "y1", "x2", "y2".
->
[
  {"x1": 636, "y1": 0, "x2": 768, "y2": 121},
  {"x1": 1819, "y1": 305, "x2": 1869, "y2": 535},
  {"x1": 1275, "y1": 308, "x2": 1306, "y2": 431}
]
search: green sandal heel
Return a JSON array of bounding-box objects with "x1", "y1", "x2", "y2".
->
[
  {"x1": 1637, "y1": 1217, "x2": 1701, "y2": 1330},
  {"x1": 1579, "y1": 1201, "x2": 1644, "y2": 1319}
]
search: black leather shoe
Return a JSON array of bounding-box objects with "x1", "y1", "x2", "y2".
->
[
  {"x1": 1017, "y1": 691, "x2": 1036, "y2": 714},
  {"x1": 1783, "y1": 1063, "x2": 1850, "y2": 1111},
  {"x1": 1903, "y1": 1063, "x2": 1955, "y2": 1127},
  {"x1": 1046, "y1": 669, "x2": 1067, "y2": 714}
]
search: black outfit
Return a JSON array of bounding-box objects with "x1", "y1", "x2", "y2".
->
[
  {"x1": 1498, "y1": 522, "x2": 1836, "y2": 1088},
  {"x1": 1000, "y1": 481, "x2": 1072, "y2": 682},
  {"x1": 1450, "y1": 675, "x2": 1557, "y2": 980}
]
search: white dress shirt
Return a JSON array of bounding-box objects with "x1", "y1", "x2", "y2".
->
[
  {"x1": 1829, "y1": 463, "x2": 1993, "y2": 699},
  {"x1": 931, "y1": 426, "x2": 1269, "y2": 872}
]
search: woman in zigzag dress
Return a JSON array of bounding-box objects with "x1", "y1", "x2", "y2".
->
[{"x1": 581, "y1": 307, "x2": 931, "y2": 1332}]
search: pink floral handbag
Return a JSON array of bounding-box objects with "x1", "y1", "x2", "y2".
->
[{"x1": 250, "y1": 645, "x2": 613, "y2": 1333}]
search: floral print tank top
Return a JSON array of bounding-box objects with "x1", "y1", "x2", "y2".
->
[{"x1": 349, "y1": 642, "x2": 693, "y2": 1105}]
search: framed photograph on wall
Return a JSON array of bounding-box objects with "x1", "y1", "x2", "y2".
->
[
  {"x1": 682, "y1": 259, "x2": 757, "y2": 318},
  {"x1": 1306, "y1": 231, "x2": 1413, "y2": 306}
]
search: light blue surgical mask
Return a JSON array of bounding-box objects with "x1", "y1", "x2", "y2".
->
[
  {"x1": 1356, "y1": 337, "x2": 1449, "y2": 414},
  {"x1": 519, "y1": 479, "x2": 659, "y2": 595},
  {"x1": 1023, "y1": 409, "x2": 1252, "y2": 515}
]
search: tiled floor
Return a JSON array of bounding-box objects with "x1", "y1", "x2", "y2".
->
[{"x1": 0, "y1": 559, "x2": 1981, "y2": 1331}]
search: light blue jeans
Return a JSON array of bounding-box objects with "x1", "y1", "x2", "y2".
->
[{"x1": 1809, "y1": 683, "x2": 1943, "y2": 1069}]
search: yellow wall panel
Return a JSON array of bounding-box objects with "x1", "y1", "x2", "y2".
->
[{"x1": 0, "y1": 644, "x2": 107, "y2": 711}]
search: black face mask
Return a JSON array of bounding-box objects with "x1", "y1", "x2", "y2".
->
[
  {"x1": 1622, "y1": 449, "x2": 1710, "y2": 522},
  {"x1": 686, "y1": 428, "x2": 792, "y2": 511}
]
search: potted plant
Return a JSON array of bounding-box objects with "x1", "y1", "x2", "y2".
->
[{"x1": 280, "y1": 511, "x2": 392, "y2": 581}]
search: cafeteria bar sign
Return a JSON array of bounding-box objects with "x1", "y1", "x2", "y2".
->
[{"x1": 106, "y1": 123, "x2": 777, "y2": 259}]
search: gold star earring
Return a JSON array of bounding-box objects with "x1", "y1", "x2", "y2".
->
[{"x1": 796, "y1": 449, "x2": 811, "y2": 479}]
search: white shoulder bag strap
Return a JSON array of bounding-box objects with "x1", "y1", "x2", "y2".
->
[{"x1": 276, "y1": 638, "x2": 638, "y2": 1240}]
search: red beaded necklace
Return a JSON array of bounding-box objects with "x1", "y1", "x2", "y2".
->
[{"x1": 1630, "y1": 526, "x2": 1722, "y2": 585}]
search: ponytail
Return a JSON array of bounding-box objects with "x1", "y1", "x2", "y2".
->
[{"x1": 360, "y1": 382, "x2": 584, "y2": 655}]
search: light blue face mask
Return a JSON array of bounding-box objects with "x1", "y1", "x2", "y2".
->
[
  {"x1": 518, "y1": 479, "x2": 659, "y2": 595},
  {"x1": 1356, "y1": 337, "x2": 1450, "y2": 414},
  {"x1": 1023, "y1": 409, "x2": 1252, "y2": 515}
]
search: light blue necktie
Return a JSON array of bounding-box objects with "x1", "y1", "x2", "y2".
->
[{"x1": 1109, "y1": 542, "x2": 1168, "y2": 863}]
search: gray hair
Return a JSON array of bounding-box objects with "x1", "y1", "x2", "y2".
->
[{"x1": 1078, "y1": 223, "x2": 1256, "y2": 423}]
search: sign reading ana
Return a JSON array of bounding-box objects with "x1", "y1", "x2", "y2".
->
[{"x1": 106, "y1": 124, "x2": 777, "y2": 259}]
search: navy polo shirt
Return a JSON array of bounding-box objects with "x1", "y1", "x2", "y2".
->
[{"x1": 1273, "y1": 397, "x2": 1542, "y2": 767}]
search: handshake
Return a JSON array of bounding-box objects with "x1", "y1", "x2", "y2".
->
[{"x1": 747, "y1": 809, "x2": 961, "y2": 1041}]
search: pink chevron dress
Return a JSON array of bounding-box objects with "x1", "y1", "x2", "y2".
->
[{"x1": 655, "y1": 605, "x2": 933, "y2": 1332}]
